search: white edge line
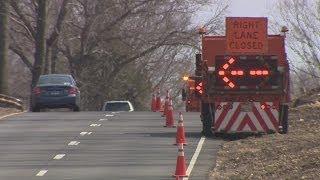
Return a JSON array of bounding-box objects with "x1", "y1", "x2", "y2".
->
[
  {"x1": 36, "y1": 169, "x2": 48, "y2": 176},
  {"x1": 68, "y1": 141, "x2": 80, "y2": 146},
  {"x1": 80, "y1": 131, "x2": 93, "y2": 136},
  {"x1": 80, "y1": 132, "x2": 87, "y2": 136},
  {"x1": 185, "y1": 137, "x2": 206, "y2": 179},
  {"x1": 53, "y1": 154, "x2": 65, "y2": 160},
  {"x1": 0, "y1": 111, "x2": 25, "y2": 120}
]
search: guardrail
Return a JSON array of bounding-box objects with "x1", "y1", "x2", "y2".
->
[{"x1": 0, "y1": 94, "x2": 23, "y2": 111}]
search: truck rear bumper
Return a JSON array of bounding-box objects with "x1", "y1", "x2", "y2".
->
[{"x1": 212, "y1": 101, "x2": 279, "y2": 133}]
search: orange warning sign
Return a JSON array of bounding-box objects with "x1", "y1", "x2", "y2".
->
[{"x1": 226, "y1": 17, "x2": 268, "y2": 53}]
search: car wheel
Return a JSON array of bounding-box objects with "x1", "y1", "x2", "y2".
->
[
  {"x1": 31, "y1": 106, "x2": 40, "y2": 112},
  {"x1": 73, "y1": 106, "x2": 80, "y2": 112}
]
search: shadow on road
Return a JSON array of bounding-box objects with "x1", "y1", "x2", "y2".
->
[
  {"x1": 125, "y1": 131, "x2": 267, "y2": 142},
  {"x1": 124, "y1": 132, "x2": 202, "y2": 138},
  {"x1": 207, "y1": 132, "x2": 265, "y2": 141}
]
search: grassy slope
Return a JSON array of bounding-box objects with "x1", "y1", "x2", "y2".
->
[{"x1": 211, "y1": 104, "x2": 320, "y2": 179}]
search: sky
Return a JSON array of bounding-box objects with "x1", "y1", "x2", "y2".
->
[
  {"x1": 195, "y1": 0, "x2": 278, "y2": 25},
  {"x1": 228, "y1": 0, "x2": 277, "y2": 17}
]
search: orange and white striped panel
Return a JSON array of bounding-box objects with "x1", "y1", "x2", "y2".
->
[{"x1": 214, "y1": 102, "x2": 279, "y2": 133}]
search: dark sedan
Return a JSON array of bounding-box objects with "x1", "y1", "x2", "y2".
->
[{"x1": 31, "y1": 74, "x2": 81, "y2": 112}]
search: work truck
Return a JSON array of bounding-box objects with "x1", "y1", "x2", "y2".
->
[{"x1": 194, "y1": 17, "x2": 290, "y2": 136}]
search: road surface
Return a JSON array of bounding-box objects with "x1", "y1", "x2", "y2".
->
[{"x1": 0, "y1": 111, "x2": 221, "y2": 180}]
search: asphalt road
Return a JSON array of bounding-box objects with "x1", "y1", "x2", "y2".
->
[{"x1": 0, "y1": 111, "x2": 222, "y2": 180}]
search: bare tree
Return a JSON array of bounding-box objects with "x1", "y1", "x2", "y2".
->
[
  {"x1": 272, "y1": 0, "x2": 320, "y2": 95},
  {"x1": 7, "y1": 0, "x2": 227, "y2": 110},
  {"x1": 8, "y1": 0, "x2": 70, "y2": 107},
  {"x1": 33, "y1": 0, "x2": 47, "y2": 89},
  {"x1": 0, "y1": 0, "x2": 9, "y2": 94},
  {"x1": 56, "y1": 0, "x2": 227, "y2": 110}
]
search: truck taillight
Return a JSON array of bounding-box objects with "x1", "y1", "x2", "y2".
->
[
  {"x1": 195, "y1": 82, "x2": 203, "y2": 96},
  {"x1": 33, "y1": 87, "x2": 42, "y2": 95},
  {"x1": 68, "y1": 87, "x2": 78, "y2": 95}
]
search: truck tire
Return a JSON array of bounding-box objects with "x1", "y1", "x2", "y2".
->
[
  {"x1": 201, "y1": 102, "x2": 214, "y2": 137},
  {"x1": 280, "y1": 105, "x2": 288, "y2": 134}
]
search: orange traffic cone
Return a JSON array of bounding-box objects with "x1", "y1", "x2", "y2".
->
[
  {"x1": 151, "y1": 94, "x2": 156, "y2": 112},
  {"x1": 164, "y1": 98, "x2": 175, "y2": 128},
  {"x1": 173, "y1": 144, "x2": 188, "y2": 178},
  {"x1": 162, "y1": 90, "x2": 170, "y2": 117},
  {"x1": 174, "y1": 112, "x2": 187, "y2": 146},
  {"x1": 155, "y1": 88, "x2": 161, "y2": 112}
]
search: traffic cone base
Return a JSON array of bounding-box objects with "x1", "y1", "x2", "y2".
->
[
  {"x1": 173, "y1": 145, "x2": 188, "y2": 178},
  {"x1": 164, "y1": 125, "x2": 176, "y2": 128},
  {"x1": 173, "y1": 143, "x2": 187, "y2": 146},
  {"x1": 172, "y1": 175, "x2": 188, "y2": 178}
]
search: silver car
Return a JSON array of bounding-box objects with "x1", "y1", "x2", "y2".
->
[{"x1": 102, "y1": 101, "x2": 134, "y2": 112}]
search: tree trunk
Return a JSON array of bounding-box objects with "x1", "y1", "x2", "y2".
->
[
  {"x1": 30, "y1": 0, "x2": 46, "y2": 109},
  {"x1": 51, "y1": 42, "x2": 58, "y2": 74},
  {"x1": 44, "y1": 46, "x2": 51, "y2": 74},
  {"x1": 32, "y1": 0, "x2": 47, "y2": 88},
  {"x1": 0, "y1": 0, "x2": 9, "y2": 94}
]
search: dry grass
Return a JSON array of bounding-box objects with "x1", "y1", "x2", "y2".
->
[
  {"x1": 0, "y1": 107, "x2": 22, "y2": 118},
  {"x1": 211, "y1": 103, "x2": 320, "y2": 180}
]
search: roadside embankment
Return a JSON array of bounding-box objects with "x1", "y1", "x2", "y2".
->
[
  {"x1": 0, "y1": 94, "x2": 23, "y2": 111},
  {"x1": 211, "y1": 103, "x2": 320, "y2": 179}
]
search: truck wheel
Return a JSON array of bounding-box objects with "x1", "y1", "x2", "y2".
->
[
  {"x1": 201, "y1": 102, "x2": 214, "y2": 137},
  {"x1": 280, "y1": 105, "x2": 289, "y2": 134}
]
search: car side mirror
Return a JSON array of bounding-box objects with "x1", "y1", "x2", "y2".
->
[{"x1": 181, "y1": 89, "x2": 187, "y2": 101}]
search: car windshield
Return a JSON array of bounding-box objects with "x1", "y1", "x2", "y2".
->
[
  {"x1": 38, "y1": 75, "x2": 73, "y2": 85},
  {"x1": 105, "y1": 102, "x2": 130, "y2": 111}
]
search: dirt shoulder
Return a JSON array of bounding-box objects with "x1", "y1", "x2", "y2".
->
[
  {"x1": 0, "y1": 107, "x2": 22, "y2": 118},
  {"x1": 210, "y1": 104, "x2": 320, "y2": 179}
]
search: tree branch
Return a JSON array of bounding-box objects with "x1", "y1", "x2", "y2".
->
[
  {"x1": 10, "y1": 0, "x2": 36, "y2": 39},
  {"x1": 47, "y1": 0, "x2": 69, "y2": 47},
  {"x1": 9, "y1": 45, "x2": 33, "y2": 71}
]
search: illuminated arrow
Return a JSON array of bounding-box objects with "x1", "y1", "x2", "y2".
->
[{"x1": 218, "y1": 57, "x2": 242, "y2": 88}]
